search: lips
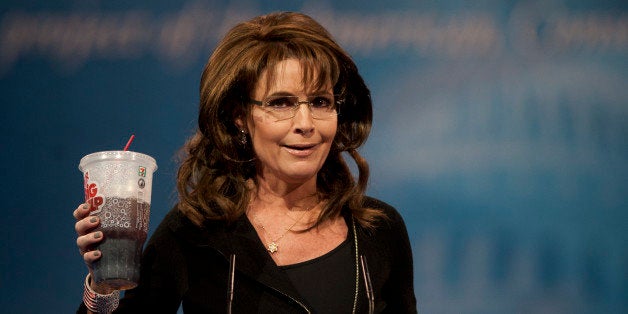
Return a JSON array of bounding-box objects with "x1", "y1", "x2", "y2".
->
[
  {"x1": 282, "y1": 143, "x2": 318, "y2": 156},
  {"x1": 283, "y1": 143, "x2": 316, "y2": 150}
]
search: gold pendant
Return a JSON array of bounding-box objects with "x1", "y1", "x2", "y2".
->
[{"x1": 267, "y1": 242, "x2": 278, "y2": 254}]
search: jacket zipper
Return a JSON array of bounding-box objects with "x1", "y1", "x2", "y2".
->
[
  {"x1": 268, "y1": 285, "x2": 312, "y2": 313},
  {"x1": 227, "y1": 254, "x2": 236, "y2": 314},
  {"x1": 223, "y1": 251, "x2": 312, "y2": 313},
  {"x1": 220, "y1": 217, "x2": 365, "y2": 313}
]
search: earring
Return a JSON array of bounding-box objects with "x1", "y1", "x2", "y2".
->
[{"x1": 239, "y1": 129, "x2": 247, "y2": 145}]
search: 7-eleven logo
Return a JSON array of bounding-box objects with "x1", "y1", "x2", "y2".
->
[{"x1": 138, "y1": 166, "x2": 146, "y2": 177}]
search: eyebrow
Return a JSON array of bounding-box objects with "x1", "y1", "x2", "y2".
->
[
  {"x1": 265, "y1": 90, "x2": 334, "y2": 97},
  {"x1": 266, "y1": 91, "x2": 295, "y2": 97}
]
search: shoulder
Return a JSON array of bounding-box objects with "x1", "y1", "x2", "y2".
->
[
  {"x1": 143, "y1": 207, "x2": 189, "y2": 256},
  {"x1": 363, "y1": 196, "x2": 406, "y2": 228},
  {"x1": 149, "y1": 204, "x2": 241, "y2": 256},
  {"x1": 359, "y1": 196, "x2": 414, "y2": 269},
  {"x1": 149, "y1": 206, "x2": 189, "y2": 242},
  {"x1": 140, "y1": 207, "x2": 220, "y2": 282},
  {"x1": 363, "y1": 196, "x2": 398, "y2": 214},
  {"x1": 150, "y1": 205, "x2": 226, "y2": 247}
]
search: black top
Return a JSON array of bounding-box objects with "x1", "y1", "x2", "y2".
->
[
  {"x1": 279, "y1": 238, "x2": 355, "y2": 313},
  {"x1": 77, "y1": 196, "x2": 417, "y2": 313}
]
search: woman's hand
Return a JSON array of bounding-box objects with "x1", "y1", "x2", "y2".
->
[
  {"x1": 74, "y1": 203, "x2": 118, "y2": 308},
  {"x1": 73, "y1": 203, "x2": 103, "y2": 268}
]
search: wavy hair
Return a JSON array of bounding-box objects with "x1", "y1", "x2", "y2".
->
[{"x1": 177, "y1": 12, "x2": 384, "y2": 228}]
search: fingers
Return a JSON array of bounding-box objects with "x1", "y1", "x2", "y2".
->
[
  {"x1": 83, "y1": 248, "x2": 102, "y2": 264},
  {"x1": 73, "y1": 203, "x2": 91, "y2": 220},
  {"x1": 74, "y1": 203, "x2": 103, "y2": 264},
  {"x1": 75, "y1": 211, "x2": 100, "y2": 235},
  {"x1": 78, "y1": 230, "x2": 104, "y2": 268},
  {"x1": 77, "y1": 230, "x2": 104, "y2": 254},
  {"x1": 77, "y1": 229, "x2": 103, "y2": 249}
]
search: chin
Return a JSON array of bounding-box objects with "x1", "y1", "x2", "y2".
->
[{"x1": 280, "y1": 166, "x2": 321, "y2": 182}]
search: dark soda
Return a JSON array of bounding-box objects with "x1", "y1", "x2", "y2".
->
[{"x1": 91, "y1": 197, "x2": 150, "y2": 290}]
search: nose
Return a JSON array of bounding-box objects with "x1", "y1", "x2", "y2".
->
[{"x1": 293, "y1": 102, "x2": 315, "y2": 135}]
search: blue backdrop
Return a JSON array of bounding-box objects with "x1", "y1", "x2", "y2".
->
[{"x1": 1, "y1": 0, "x2": 627, "y2": 313}]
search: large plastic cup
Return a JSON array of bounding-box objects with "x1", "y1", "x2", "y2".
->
[{"x1": 79, "y1": 151, "x2": 157, "y2": 290}]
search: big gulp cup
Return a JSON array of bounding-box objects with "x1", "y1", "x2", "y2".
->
[{"x1": 79, "y1": 151, "x2": 157, "y2": 290}]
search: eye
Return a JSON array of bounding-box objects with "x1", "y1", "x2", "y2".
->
[
  {"x1": 310, "y1": 96, "x2": 334, "y2": 108},
  {"x1": 265, "y1": 96, "x2": 295, "y2": 109}
]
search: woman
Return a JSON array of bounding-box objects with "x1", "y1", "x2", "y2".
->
[{"x1": 74, "y1": 12, "x2": 416, "y2": 313}]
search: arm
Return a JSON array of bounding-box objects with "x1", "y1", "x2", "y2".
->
[
  {"x1": 379, "y1": 206, "x2": 417, "y2": 313},
  {"x1": 74, "y1": 203, "x2": 115, "y2": 314},
  {"x1": 115, "y1": 222, "x2": 188, "y2": 313},
  {"x1": 74, "y1": 204, "x2": 187, "y2": 313},
  {"x1": 385, "y1": 216, "x2": 417, "y2": 313}
]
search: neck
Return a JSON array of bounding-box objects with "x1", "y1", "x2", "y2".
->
[{"x1": 252, "y1": 176, "x2": 319, "y2": 211}]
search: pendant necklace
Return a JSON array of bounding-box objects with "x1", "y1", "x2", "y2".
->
[{"x1": 251, "y1": 203, "x2": 316, "y2": 254}]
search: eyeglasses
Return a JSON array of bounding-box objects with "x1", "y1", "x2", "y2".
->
[{"x1": 250, "y1": 95, "x2": 341, "y2": 121}]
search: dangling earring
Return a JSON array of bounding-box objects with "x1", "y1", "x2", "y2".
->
[{"x1": 239, "y1": 129, "x2": 247, "y2": 145}]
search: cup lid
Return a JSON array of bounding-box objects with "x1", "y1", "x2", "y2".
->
[{"x1": 79, "y1": 150, "x2": 158, "y2": 172}]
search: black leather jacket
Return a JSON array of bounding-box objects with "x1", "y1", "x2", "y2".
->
[{"x1": 78, "y1": 197, "x2": 417, "y2": 313}]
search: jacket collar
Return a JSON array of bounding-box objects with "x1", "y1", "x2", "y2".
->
[
  {"x1": 166, "y1": 208, "x2": 307, "y2": 307},
  {"x1": 165, "y1": 204, "x2": 383, "y2": 312}
]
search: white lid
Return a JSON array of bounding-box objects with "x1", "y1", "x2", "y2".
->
[{"x1": 79, "y1": 150, "x2": 157, "y2": 172}]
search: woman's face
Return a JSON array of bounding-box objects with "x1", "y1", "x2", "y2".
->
[{"x1": 243, "y1": 59, "x2": 338, "y2": 185}]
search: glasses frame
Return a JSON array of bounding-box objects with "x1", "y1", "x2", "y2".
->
[{"x1": 250, "y1": 94, "x2": 343, "y2": 121}]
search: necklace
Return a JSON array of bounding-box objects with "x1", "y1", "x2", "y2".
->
[{"x1": 251, "y1": 202, "x2": 317, "y2": 254}]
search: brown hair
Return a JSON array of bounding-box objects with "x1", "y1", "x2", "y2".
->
[{"x1": 177, "y1": 12, "x2": 384, "y2": 228}]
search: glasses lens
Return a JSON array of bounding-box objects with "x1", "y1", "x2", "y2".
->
[
  {"x1": 266, "y1": 96, "x2": 295, "y2": 110},
  {"x1": 309, "y1": 95, "x2": 336, "y2": 119},
  {"x1": 264, "y1": 96, "x2": 297, "y2": 119},
  {"x1": 261, "y1": 95, "x2": 339, "y2": 120}
]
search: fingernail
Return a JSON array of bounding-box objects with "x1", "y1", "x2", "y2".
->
[
  {"x1": 89, "y1": 217, "x2": 98, "y2": 223},
  {"x1": 82, "y1": 204, "x2": 89, "y2": 209},
  {"x1": 93, "y1": 251, "x2": 100, "y2": 257},
  {"x1": 94, "y1": 232, "x2": 102, "y2": 239}
]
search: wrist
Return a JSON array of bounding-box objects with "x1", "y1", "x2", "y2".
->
[
  {"x1": 83, "y1": 274, "x2": 120, "y2": 313},
  {"x1": 88, "y1": 274, "x2": 115, "y2": 295}
]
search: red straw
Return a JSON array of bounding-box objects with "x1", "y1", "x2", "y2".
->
[{"x1": 123, "y1": 134, "x2": 135, "y2": 151}]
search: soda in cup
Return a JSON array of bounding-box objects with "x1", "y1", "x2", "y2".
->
[{"x1": 79, "y1": 150, "x2": 157, "y2": 290}]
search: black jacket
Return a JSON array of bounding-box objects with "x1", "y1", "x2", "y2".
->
[{"x1": 78, "y1": 197, "x2": 416, "y2": 313}]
